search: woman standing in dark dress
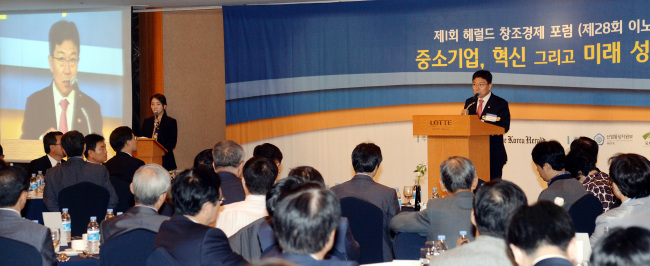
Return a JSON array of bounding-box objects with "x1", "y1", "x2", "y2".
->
[{"x1": 141, "y1": 94, "x2": 177, "y2": 171}]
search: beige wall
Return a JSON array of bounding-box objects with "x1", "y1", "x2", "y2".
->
[{"x1": 162, "y1": 9, "x2": 226, "y2": 170}]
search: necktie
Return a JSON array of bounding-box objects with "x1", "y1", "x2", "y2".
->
[
  {"x1": 60, "y1": 99, "x2": 69, "y2": 133},
  {"x1": 477, "y1": 99, "x2": 484, "y2": 118}
]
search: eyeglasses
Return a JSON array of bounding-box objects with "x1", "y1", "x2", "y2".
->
[
  {"x1": 472, "y1": 83, "x2": 489, "y2": 88},
  {"x1": 52, "y1": 57, "x2": 79, "y2": 67}
]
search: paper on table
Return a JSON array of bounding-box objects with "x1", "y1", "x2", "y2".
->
[{"x1": 43, "y1": 212, "x2": 68, "y2": 246}]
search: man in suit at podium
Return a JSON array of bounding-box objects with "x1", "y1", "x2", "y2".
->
[{"x1": 462, "y1": 70, "x2": 510, "y2": 180}]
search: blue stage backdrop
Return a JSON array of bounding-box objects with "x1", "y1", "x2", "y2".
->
[{"x1": 223, "y1": 0, "x2": 650, "y2": 125}]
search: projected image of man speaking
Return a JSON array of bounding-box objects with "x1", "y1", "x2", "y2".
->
[{"x1": 21, "y1": 20, "x2": 103, "y2": 140}]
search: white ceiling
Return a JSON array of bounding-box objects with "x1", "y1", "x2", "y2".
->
[{"x1": 0, "y1": 0, "x2": 357, "y2": 12}]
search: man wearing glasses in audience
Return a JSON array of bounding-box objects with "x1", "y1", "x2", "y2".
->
[{"x1": 21, "y1": 20, "x2": 102, "y2": 140}]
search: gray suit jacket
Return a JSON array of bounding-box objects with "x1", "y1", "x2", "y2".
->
[
  {"x1": 100, "y1": 206, "x2": 169, "y2": 244},
  {"x1": 330, "y1": 174, "x2": 399, "y2": 262},
  {"x1": 0, "y1": 209, "x2": 56, "y2": 266},
  {"x1": 538, "y1": 172, "x2": 587, "y2": 211},
  {"x1": 43, "y1": 157, "x2": 118, "y2": 211},
  {"x1": 430, "y1": 235, "x2": 515, "y2": 265},
  {"x1": 390, "y1": 191, "x2": 475, "y2": 248},
  {"x1": 590, "y1": 196, "x2": 650, "y2": 245}
]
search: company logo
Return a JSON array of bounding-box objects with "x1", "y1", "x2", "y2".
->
[
  {"x1": 643, "y1": 132, "x2": 650, "y2": 140},
  {"x1": 594, "y1": 133, "x2": 605, "y2": 145},
  {"x1": 504, "y1": 135, "x2": 546, "y2": 145}
]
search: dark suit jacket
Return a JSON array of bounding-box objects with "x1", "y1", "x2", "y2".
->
[
  {"x1": 0, "y1": 209, "x2": 56, "y2": 266},
  {"x1": 330, "y1": 174, "x2": 399, "y2": 262},
  {"x1": 141, "y1": 114, "x2": 177, "y2": 171},
  {"x1": 22, "y1": 84, "x2": 103, "y2": 140},
  {"x1": 464, "y1": 93, "x2": 511, "y2": 177},
  {"x1": 100, "y1": 206, "x2": 169, "y2": 244},
  {"x1": 217, "y1": 172, "x2": 246, "y2": 205},
  {"x1": 277, "y1": 253, "x2": 358, "y2": 266},
  {"x1": 534, "y1": 257, "x2": 574, "y2": 266},
  {"x1": 105, "y1": 152, "x2": 145, "y2": 184},
  {"x1": 154, "y1": 214, "x2": 247, "y2": 266},
  {"x1": 43, "y1": 157, "x2": 118, "y2": 211},
  {"x1": 28, "y1": 155, "x2": 64, "y2": 176}
]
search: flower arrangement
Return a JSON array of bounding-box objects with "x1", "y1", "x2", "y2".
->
[{"x1": 414, "y1": 163, "x2": 427, "y2": 185}]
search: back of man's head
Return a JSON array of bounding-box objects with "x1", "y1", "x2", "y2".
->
[
  {"x1": 351, "y1": 143, "x2": 382, "y2": 173},
  {"x1": 172, "y1": 167, "x2": 221, "y2": 216},
  {"x1": 609, "y1": 153, "x2": 650, "y2": 199},
  {"x1": 531, "y1": 140, "x2": 565, "y2": 170},
  {"x1": 273, "y1": 185, "x2": 341, "y2": 255},
  {"x1": 61, "y1": 130, "x2": 85, "y2": 157},
  {"x1": 565, "y1": 150, "x2": 597, "y2": 179},
  {"x1": 243, "y1": 156, "x2": 278, "y2": 195},
  {"x1": 440, "y1": 156, "x2": 476, "y2": 193},
  {"x1": 253, "y1": 143, "x2": 283, "y2": 164},
  {"x1": 212, "y1": 140, "x2": 244, "y2": 169},
  {"x1": 288, "y1": 166, "x2": 325, "y2": 187},
  {"x1": 84, "y1": 133, "x2": 105, "y2": 158},
  {"x1": 193, "y1": 149, "x2": 214, "y2": 171},
  {"x1": 591, "y1": 227, "x2": 650, "y2": 266},
  {"x1": 109, "y1": 126, "x2": 133, "y2": 152},
  {"x1": 43, "y1": 131, "x2": 63, "y2": 154},
  {"x1": 507, "y1": 201, "x2": 575, "y2": 256},
  {"x1": 570, "y1": 137, "x2": 599, "y2": 162},
  {"x1": 132, "y1": 164, "x2": 171, "y2": 206},
  {"x1": 0, "y1": 166, "x2": 29, "y2": 208},
  {"x1": 473, "y1": 180, "x2": 527, "y2": 236}
]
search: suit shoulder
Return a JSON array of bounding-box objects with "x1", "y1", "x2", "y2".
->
[{"x1": 490, "y1": 94, "x2": 509, "y2": 104}]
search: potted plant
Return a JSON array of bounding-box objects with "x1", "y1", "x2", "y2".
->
[{"x1": 413, "y1": 163, "x2": 427, "y2": 211}]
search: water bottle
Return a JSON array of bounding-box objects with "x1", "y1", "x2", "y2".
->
[
  {"x1": 457, "y1": 231, "x2": 470, "y2": 246},
  {"x1": 414, "y1": 180, "x2": 422, "y2": 211},
  {"x1": 430, "y1": 187, "x2": 439, "y2": 199},
  {"x1": 395, "y1": 187, "x2": 402, "y2": 206},
  {"x1": 36, "y1": 171, "x2": 45, "y2": 195},
  {"x1": 104, "y1": 209, "x2": 115, "y2": 220},
  {"x1": 435, "y1": 235, "x2": 448, "y2": 253},
  {"x1": 29, "y1": 174, "x2": 38, "y2": 198},
  {"x1": 116, "y1": 212, "x2": 123, "y2": 216},
  {"x1": 61, "y1": 208, "x2": 71, "y2": 243},
  {"x1": 86, "y1": 216, "x2": 100, "y2": 254}
]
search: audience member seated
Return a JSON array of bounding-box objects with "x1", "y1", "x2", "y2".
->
[
  {"x1": 590, "y1": 226, "x2": 650, "y2": 266},
  {"x1": 273, "y1": 184, "x2": 357, "y2": 266},
  {"x1": 104, "y1": 126, "x2": 145, "y2": 213},
  {"x1": 212, "y1": 140, "x2": 246, "y2": 205},
  {"x1": 0, "y1": 166, "x2": 56, "y2": 265},
  {"x1": 391, "y1": 156, "x2": 477, "y2": 248},
  {"x1": 193, "y1": 148, "x2": 214, "y2": 172},
  {"x1": 330, "y1": 143, "x2": 398, "y2": 262},
  {"x1": 565, "y1": 150, "x2": 617, "y2": 213},
  {"x1": 100, "y1": 164, "x2": 171, "y2": 243},
  {"x1": 217, "y1": 156, "x2": 278, "y2": 236},
  {"x1": 28, "y1": 131, "x2": 65, "y2": 175},
  {"x1": 507, "y1": 201, "x2": 577, "y2": 266},
  {"x1": 431, "y1": 180, "x2": 527, "y2": 265},
  {"x1": 590, "y1": 153, "x2": 650, "y2": 245},
  {"x1": 532, "y1": 140, "x2": 586, "y2": 210},
  {"x1": 84, "y1": 133, "x2": 108, "y2": 165},
  {"x1": 0, "y1": 144, "x2": 6, "y2": 170},
  {"x1": 153, "y1": 167, "x2": 247, "y2": 265},
  {"x1": 253, "y1": 143, "x2": 283, "y2": 171},
  {"x1": 43, "y1": 130, "x2": 117, "y2": 211}
]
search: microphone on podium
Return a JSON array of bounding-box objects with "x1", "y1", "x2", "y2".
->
[{"x1": 462, "y1": 93, "x2": 480, "y2": 115}]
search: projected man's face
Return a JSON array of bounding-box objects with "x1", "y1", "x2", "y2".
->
[{"x1": 48, "y1": 40, "x2": 79, "y2": 97}]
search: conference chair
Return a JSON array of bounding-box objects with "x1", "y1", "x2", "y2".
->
[
  {"x1": 569, "y1": 194, "x2": 604, "y2": 236},
  {"x1": 393, "y1": 232, "x2": 427, "y2": 260},
  {"x1": 147, "y1": 247, "x2": 178, "y2": 266},
  {"x1": 109, "y1": 175, "x2": 134, "y2": 214},
  {"x1": 0, "y1": 236, "x2": 43, "y2": 265},
  {"x1": 58, "y1": 182, "x2": 110, "y2": 237},
  {"x1": 100, "y1": 229, "x2": 157, "y2": 266},
  {"x1": 340, "y1": 197, "x2": 384, "y2": 264}
]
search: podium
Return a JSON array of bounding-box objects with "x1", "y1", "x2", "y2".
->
[
  {"x1": 413, "y1": 115, "x2": 505, "y2": 196},
  {"x1": 133, "y1": 138, "x2": 167, "y2": 166}
]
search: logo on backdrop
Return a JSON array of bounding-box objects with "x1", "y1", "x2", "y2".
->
[
  {"x1": 604, "y1": 133, "x2": 633, "y2": 146},
  {"x1": 594, "y1": 133, "x2": 605, "y2": 145},
  {"x1": 643, "y1": 132, "x2": 650, "y2": 147},
  {"x1": 503, "y1": 135, "x2": 546, "y2": 145}
]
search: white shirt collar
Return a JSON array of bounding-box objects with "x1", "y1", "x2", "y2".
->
[{"x1": 46, "y1": 154, "x2": 60, "y2": 168}]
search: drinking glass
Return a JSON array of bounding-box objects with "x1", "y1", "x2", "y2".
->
[
  {"x1": 403, "y1": 186, "x2": 413, "y2": 206},
  {"x1": 51, "y1": 229, "x2": 60, "y2": 252}
]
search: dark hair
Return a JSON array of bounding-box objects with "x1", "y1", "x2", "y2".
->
[
  {"x1": 570, "y1": 137, "x2": 599, "y2": 162},
  {"x1": 351, "y1": 143, "x2": 382, "y2": 173},
  {"x1": 565, "y1": 150, "x2": 597, "y2": 179},
  {"x1": 193, "y1": 149, "x2": 214, "y2": 171},
  {"x1": 109, "y1": 126, "x2": 134, "y2": 152},
  {"x1": 472, "y1": 70, "x2": 492, "y2": 84},
  {"x1": 243, "y1": 156, "x2": 278, "y2": 195},
  {"x1": 440, "y1": 156, "x2": 476, "y2": 193},
  {"x1": 273, "y1": 186, "x2": 341, "y2": 255},
  {"x1": 61, "y1": 131, "x2": 85, "y2": 157},
  {"x1": 608, "y1": 153, "x2": 650, "y2": 198},
  {"x1": 150, "y1": 94, "x2": 167, "y2": 115},
  {"x1": 266, "y1": 177, "x2": 304, "y2": 217},
  {"x1": 212, "y1": 140, "x2": 244, "y2": 168},
  {"x1": 43, "y1": 131, "x2": 63, "y2": 154},
  {"x1": 172, "y1": 167, "x2": 221, "y2": 216},
  {"x1": 254, "y1": 143, "x2": 283, "y2": 164},
  {"x1": 506, "y1": 201, "x2": 575, "y2": 255},
  {"x1": 288, "y1": 166, "x2": 325, "y2": 186},
  {"x1": 473, "y1": 180, "x2": 527, "y2": 236},
  {"x1": 590, "y1": 227, "x2": 650, "y2": 266},
  {"x1": 0, "y1": 166, "x2": 29, "y2": 207},
  {"x1": 0, "y1": 144, "x2": 3, "y2": 156},
  {"x1": 531, "y1": 140, "x2": 566, "y2": 171},
  {"x1": 49, "y1": 20, "x2": 80, "y2": 56},
  {"x1": 84, "y1": 134, "x2": 105, "y2": 158}
]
